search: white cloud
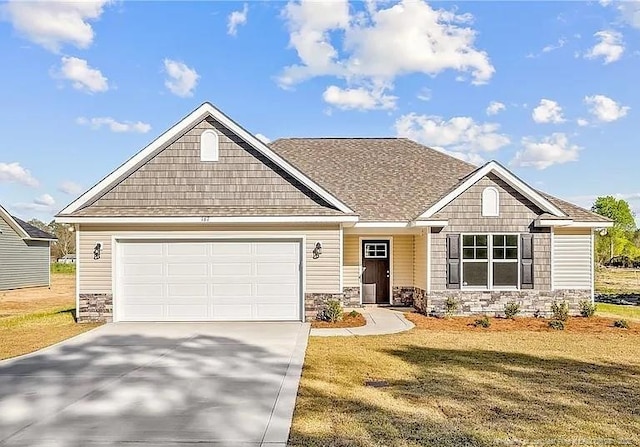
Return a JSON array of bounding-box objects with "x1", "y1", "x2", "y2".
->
[
  {"x1": 532, "y1": 99, "x2": 565, "y2": 124},
  {"x1": 279, "y1": 0, "x2": 494, "y2": 105},
  {"x1": 0, "y1": 162, "x2": 39, "y2": 187},
  {"x1": 577, "y1": 118, "x2": 589, "y2": 127},
  {"x1": 395, "y1": 113, "x2": 510, "y2": 164},
  {"x1": 511, "y1": 133, "x2": 580, "y2": 170},
  {"x1": 416, "y1": 87, "x2": 431, "y2": 102},
  {"x1": 486, "y1": 101, "x2": 506, "y2": 116},
  {"x1": 606, "y1": 1, "x2": 640, "y2": 29},
  {"x1": 2, "y1": 0, "x2": 111, "y2": 52},
  {"x1": 76, "y1": 117, "x2": 151, "y2": 133},
  {"x1": 33, "y1": 194, "x2": 55, "y2": 207},
  {"x1": 323, "y1": 84, "x2": 397, "y2": 110},
  {"x1": 584, "y1": 94, "x2": 630, "y2": 122},
  {"x1": 584, "y1": 30, "x2": 624, "y2": 64},
  {"x1": 255, "y1": 133, "x2": 271, "y2": 144},
  {"x1": 542, "y1": 37, "x2": 567, "y2": 53},
  {"x1": 54, "y1": 56, "x2": 109, "y2": 93},
  {"x1": 163, "y1": 59, "x2": 199, "y2": 97},
  {"x1": 58, "y1": 181, "x2": 84, "y2": 195},
  {"x1": 227, "y1": 3, "x2": 248, "y2": 36}
]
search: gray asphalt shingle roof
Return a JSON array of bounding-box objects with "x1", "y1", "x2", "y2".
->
[{"x1": 12, "y1": 216, "x2": 56, "y2": 240}]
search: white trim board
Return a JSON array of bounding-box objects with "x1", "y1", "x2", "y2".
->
[
  {"x1": 418, "y1": 161, "x2": 566, "y2": 219},
  {"x1": 57, "y1": 102, "x2": 355, "y2": 217},
  {"x1": 56, "y1": 215, "x2": 359, "y2": 224}
]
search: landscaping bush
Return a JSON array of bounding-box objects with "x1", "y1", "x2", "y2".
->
[
  {"x1": 473, "y1": 315, "x2": 491, "y2": 328},
  {"x1": 444, "y1": 297, "x2": 458, "y2": 318},
  {"x1": 578, "y1": 300, "x2": 597, "y2": 318},
  {"x1": 614, "y1": 319, "x2": 630, "y2": 329},
  {"x1": 504, "y1": 301, "x2": 521, "y2": 319},
  {"x1": 348, "y1": 310, "x2": 359, "y2": 318},
  {"x1": 548, "y1": 319, "x2": 565, "y2": 330},
  {"x1": 551, "y1": 301, "x2": 569, "y2": 322},
  {"x1": 318, "y1": 299, "x2": 343, "y2": 323}
]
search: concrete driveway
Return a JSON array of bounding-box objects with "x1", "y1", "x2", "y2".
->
[{"x1": 0, "y1": 322, "x2": 310, "y2": 447}]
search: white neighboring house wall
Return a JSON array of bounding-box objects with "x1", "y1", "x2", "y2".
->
[{"x1": 552, "y1": 228, "x2": 593, "y2": 290}]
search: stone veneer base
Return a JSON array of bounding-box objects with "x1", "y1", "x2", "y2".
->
[
  {"x1": 417, "y1": 289, "x2": 592, "y2": 317},
  {"x1": 78, "y1": 293, "x2": 113, "y2": 322}
]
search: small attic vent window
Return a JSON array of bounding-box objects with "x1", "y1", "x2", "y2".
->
[
  {"x1": 200, "y1": 130, "x2": 219, "y2": 162},
  {"x1": 482, "y1": 187, "x2": 499, "y2": 217}
]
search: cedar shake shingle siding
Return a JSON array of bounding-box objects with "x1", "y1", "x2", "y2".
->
[
  {"x1": 75, "y1": 118, "x2": 341, "y2": 217},
  {"x1": 430, "y1": 174, "x2": 551, "y2": 291}
]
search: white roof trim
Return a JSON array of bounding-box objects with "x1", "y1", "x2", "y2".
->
[
  {"x1": 55, "y1": 215, "x2": 359, "y2": 224},
  {"x1": 410, "y1": 219, "x2": 449, "y2": 227},
  {"x1": 535, "y1": 218, "x2": 574, "y2": 227},
  {"x1": 353, "y1": 222, "x2": 409, "y2": 228},
  {"x1": 58, "y1": 102, "x2": 355, "y2": 216},
  {"x1": 568, "y1": 221, "x2": 613, "y2": 228},
  {"x1": 418, "y1": 161, "x2": 566, "y2": 219},
  {"x1": 0, "y1": 205, "x2": 31, "y2": 239}
]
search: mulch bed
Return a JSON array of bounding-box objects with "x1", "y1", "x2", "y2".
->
[
  {"x1": 405, "y1": 312, "x2": 640, "y2": 334},
  {"x1": 311, "y1": 312, "x2": 366, "y2": 329}
]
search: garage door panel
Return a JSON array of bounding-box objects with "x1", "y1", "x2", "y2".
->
[
  {"x1": 167, "y1": 243, "x2": 208, "y2": 256},
  {"x1": 167, "y1": 263, "x2": 208, "y2": 276},
  {"x1": 212, "y1": 262, "x2": 252, "y2": 276},
  {"x1": 117, "y1": 240, "x2": 301, "y2": 322}
]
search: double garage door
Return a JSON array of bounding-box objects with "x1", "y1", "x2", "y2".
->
[{"x1": 116, "y1": 240, "x2": 302, "y2": 322}]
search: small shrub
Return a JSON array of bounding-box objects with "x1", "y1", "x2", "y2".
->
[
  {"x1": 533, "y1": 309, "x2": 542, "y2": 319},
  {"x1": 548, "y1": 319, "x2": 565, "y2": 330},
  {"x1": 474, "y1": 315, "x2": 491, "y2": 328},
  {"x1": 318, "y1": 300, "x2": 343, "y2": 323},
  {"x1": 504, "y1": 301, "x2": 521, "y2": 319},
  {"x1": 578, "y1": 300, "x2": 597, "y2": 318},
  {"x1": 551, "y1": 301, "x2": 569, "y2": 322},
  {"x1": 51, "y1": 263, "x2": 75, "y2": 274},
  {"x1": 348, "y1": 310, "x2": 359, "y2": 318},
  {"x1": 444, "y1": 297, "x2": 458, "y2": 317},
  {"x1": 614, "y1": 319, "x2": 630, "y2": 329}
]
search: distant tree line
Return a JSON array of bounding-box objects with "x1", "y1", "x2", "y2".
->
[
  {"x1": 27, "y1": 219, "x2": 75, "y2": 261},
  {"x1": 591, "y1": 196, "x2": 639, "y2": 264}
]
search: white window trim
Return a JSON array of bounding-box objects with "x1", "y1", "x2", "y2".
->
[
  {"x1": 364, "y1": 242, "x2": 388, "y2": 258},
  {"x1": 200, "y1": 129, "x2": 219, "y2": 162},
  {"x1": 460, "y1": 232, "x2": 520, "y2": 291}
]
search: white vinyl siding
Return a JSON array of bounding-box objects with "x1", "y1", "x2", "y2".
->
[
  {"x1": 78, "y1": 224, "x2": 340, "y2": 295},
  {"x1": 552, "y1": 228, "x2": 592, "y2": 290}
]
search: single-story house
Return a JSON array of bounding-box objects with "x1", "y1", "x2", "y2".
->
[
  {"x1": 56, "y1": 103, "x2": 612, "y2": 323},
  {"x1": 57, "y1": 254, "x2": 77, "y2": 264},
  {"x1": 0, "y1": 205, "x2": 57, "y2": 290}
]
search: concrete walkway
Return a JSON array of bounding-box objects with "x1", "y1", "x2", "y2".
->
[{"x1": 310, "y1": 307, "x2": 414, "y2": 336}]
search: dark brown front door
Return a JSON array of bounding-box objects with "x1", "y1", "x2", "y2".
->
[{"x1": 362, "y1": 240, "x2": 390, "y2": 304}]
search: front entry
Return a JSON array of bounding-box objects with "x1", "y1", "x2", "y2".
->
[{"x1": 361, "y1": 240, "x2": 390, "y2": 304}]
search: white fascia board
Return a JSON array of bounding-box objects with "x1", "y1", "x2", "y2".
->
[
  {"x1": 0, "y1": 205, "x2": 31, "y2": 239},
  {"x1": 410, "y1": 220, "x2": 449, "y2": 227},
  {"x1": 567, "y1": 221, "x2": 614, "y2": 228},
  {"x1": 55, "y1": 215, "x2": 359, "y2": 224},
  {"x1": 58, "y1": 103, "x2": 355, "y2": 216},
  {"x1": 535, "y1": 219, "x2": 574, "y2": 227},
  {"x1": 418, "y1": 161, "x2": 566, "y2": 219},
  {"x1": 353, "y1": 221, "x2": 409, "y2": 228}
]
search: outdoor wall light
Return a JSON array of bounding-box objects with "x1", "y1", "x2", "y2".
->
[
  {"x1": 94, "y1": 242, "x2": 103, "y2": 260},
  {"x1": 313, "y1": 241, "x2": 323, "y2": 259}
]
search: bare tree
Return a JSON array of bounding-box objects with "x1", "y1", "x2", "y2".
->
[{"x1": 48, "y1": 221, "x2": 76, "y2": 260}]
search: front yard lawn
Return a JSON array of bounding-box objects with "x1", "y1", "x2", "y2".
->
[
  {"x1": 596, "y1": 303, "x2": 640, "y2": 321},
  {"x1": 290, "y1": 315, "x2": 640, "y2": 446},
  {"x1": 0, "y1": 274, "x2": 101, "y2": 360}
]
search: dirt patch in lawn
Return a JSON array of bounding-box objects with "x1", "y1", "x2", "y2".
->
[
  {"x1": 311, "y1": 312, "x2": 366, "y2": 329},
  {"x1": 0, "y1": 273, "x2": 101, "y2": 360},
  {"x1": 405, "y1": 312, "x2": 640, "y2": 334},
  {"x1": 0, "y1": 273, "x2": 75, "y2": 319}
]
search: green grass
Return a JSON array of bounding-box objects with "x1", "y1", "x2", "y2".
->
[
  {"x1": 50, "y1": 262, "x2": 76, "y2": 274},
  {"x1": 596, "y1": 303, "x2": 640, "y2": 321},
  {"x1": 290, "y1": 329, "x2": 640, "y2": 446}
]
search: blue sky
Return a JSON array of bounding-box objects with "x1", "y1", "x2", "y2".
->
[{"x1": 0, "y1": 0, "x2": 638, "y2": 223}]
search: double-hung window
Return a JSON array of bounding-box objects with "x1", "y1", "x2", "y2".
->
[{"x1": 461, "y1": 234, "x2": 519, "y2": 288}]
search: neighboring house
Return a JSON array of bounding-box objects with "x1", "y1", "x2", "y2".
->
[
  {"x1": 0, "y1": 206, "x2": 57, "y2": 290},
  {"x1": 56, "y1": 103, "x2": 612, "y2": 323},
  {"x1": 57, "y1": 254, "x2": 76, "y2": 264}
]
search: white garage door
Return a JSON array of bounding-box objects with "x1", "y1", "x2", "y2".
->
[{"x1": 116, "y1": 240, "x2": 301, "y2": 322}]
